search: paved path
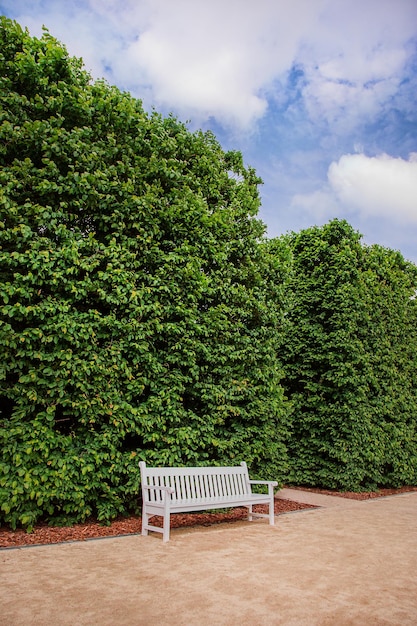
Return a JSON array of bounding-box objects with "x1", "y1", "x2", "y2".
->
[{"x1": 1, "y1": 492, "x2": 416, "y2": 625}]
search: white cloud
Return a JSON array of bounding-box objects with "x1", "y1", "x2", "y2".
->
[
  {"x1": 7, "y1": 0, "x2": 417, "y2": 130},
  {"x1": 290, "y1": 152, "x2": 417, "y2": 227},
  {"x1": 297, "y1": 0, "x2": 417, "y2": 130},
  {"x1": 117, "y1": 0, "x2": 417, "y2": 129},
  {"x1": 328, "y1": 153, "x2": 417, "y2": 222},
  {"x1": 116, "y1": 0, "x2": 323, "y2": 127},
  {"x1": 302, "y1": 74, "x2": 404, "y2": 132}
]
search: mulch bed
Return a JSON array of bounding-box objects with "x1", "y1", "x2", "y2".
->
[
  {"x1": 1, "y1": 486, "x2": 416, "y2": 549},
  {"x1": 0, "y1": 499, "x2": 313, "y2": 549},
  {"x1": 289, "y1": 485, "x2": 417, "y2": 500}
]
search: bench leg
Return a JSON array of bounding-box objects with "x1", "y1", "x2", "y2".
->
[
  {"x1": 269, "y1": 499, "x2": 275, "y2": 525},
  {"x1": 141, "y1": 509, "x2": 150, "y2": 536},
  {"x1": 247, "y1": 504, "x2": 253, "y2": 521},
  {"x1": 163, "y1": 509, "x2": 170, "y2": 542}
]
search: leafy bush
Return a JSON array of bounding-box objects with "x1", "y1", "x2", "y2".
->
[
  {"x1": 279, "y1": 219, "x2": 417, "y2": 489},
  {"x1": 0, "y1": 18, "x2": 290, "y2": 529}
]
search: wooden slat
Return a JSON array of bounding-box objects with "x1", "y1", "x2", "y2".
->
[
  {"x1": 224, "y1": 473, "x2": 232, "y2": 496},
  {"x1": 173, "y1": 475, "x2": 180, "y2": 500},
  {"x1": 239, "y1": 472, "x2": 247, "y2": 494},
  {"x1": 202, "y1": 474, "x2": 209, "y2": 499},
  {"x1": 150, "y1": 476, "x2": 155, "y2": 502},
  {"x1": 194, "y1": 474, "x2": 202, "y2": 498},
  {"x1": 168, "y1": 474, "x2": 174, "y2": 498},
  {"x1": 220, "y1": 473, "x2": 227, "y2": 497},
  {"x1": 230, "y1": 473, "x2": 236, "y2": 495},
  {"x1": 174, "y1": 474, "x2": 179, "y2": 498},
  {"x1": 206, "y1": 475, "x2": 210, "y2": 497},
  {"x1": 190, "y1": 474, "x2": 196, "y2": 498},
  {"x1": 215, "y1": 474, "x2": 222, "y2": 497}
]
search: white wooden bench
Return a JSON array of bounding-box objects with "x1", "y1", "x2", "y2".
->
[{"x1": 139, "y1": 461, "x2": 278, "y2": 542}]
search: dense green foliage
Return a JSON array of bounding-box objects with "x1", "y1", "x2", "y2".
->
[
  {"x1": 1, "y1": 18, "x2": 416, "y2": 530},
  {"x1": 0, "y1": 18, "x2": 290, "y2": 529},
  {"x1": 280, "y1": 219, "x2": 417, "y2": 490}
]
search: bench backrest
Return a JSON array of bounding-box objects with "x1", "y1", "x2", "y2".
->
[{"x1": 139, "y1": 461, "x2": 252, "y2": 503}]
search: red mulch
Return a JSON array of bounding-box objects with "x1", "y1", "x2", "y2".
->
[
  {"x1": 289, "y1": 485, "x2": 417, "y2": 500},
  {"x1": 1, "y1": 486, "x2": 416, "y2": 549},
  {"x1": 0, "y1": 500, "x2": 313, "y2": 549}
]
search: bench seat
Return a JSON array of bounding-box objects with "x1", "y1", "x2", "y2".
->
[{"x1": 139, "y1": 461, "x2": 278, "y2": 542}]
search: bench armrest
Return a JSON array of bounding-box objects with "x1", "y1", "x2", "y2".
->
[{"x1": 249, "y1": 480, "x2": 278, "y2": 487}]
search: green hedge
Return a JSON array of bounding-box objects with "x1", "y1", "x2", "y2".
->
[
  {"x1": 279, "y1": 219, "x2": 417, "y2": 490},
  {"x1": 0, "y1": 18, "x2": 290, "y2": 529}
]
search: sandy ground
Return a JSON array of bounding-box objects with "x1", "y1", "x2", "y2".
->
[{"x1": 1, "y1": 491, "x2": 416, "y2": 626}]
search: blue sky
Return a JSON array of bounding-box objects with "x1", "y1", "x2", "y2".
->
[{"x1": 2, "y1": 0, "x2": 417, "y2": 263}]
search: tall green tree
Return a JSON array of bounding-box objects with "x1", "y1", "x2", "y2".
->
[
  {"x1": 0, "y1": 18, "x2": 290, "y2": 529},
  {"x1": 279, "y1": 219, "x2": 417, "y2": 490},
  {"x1": 357, "y1": 245, "x2": 417, "y2": 486}
]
